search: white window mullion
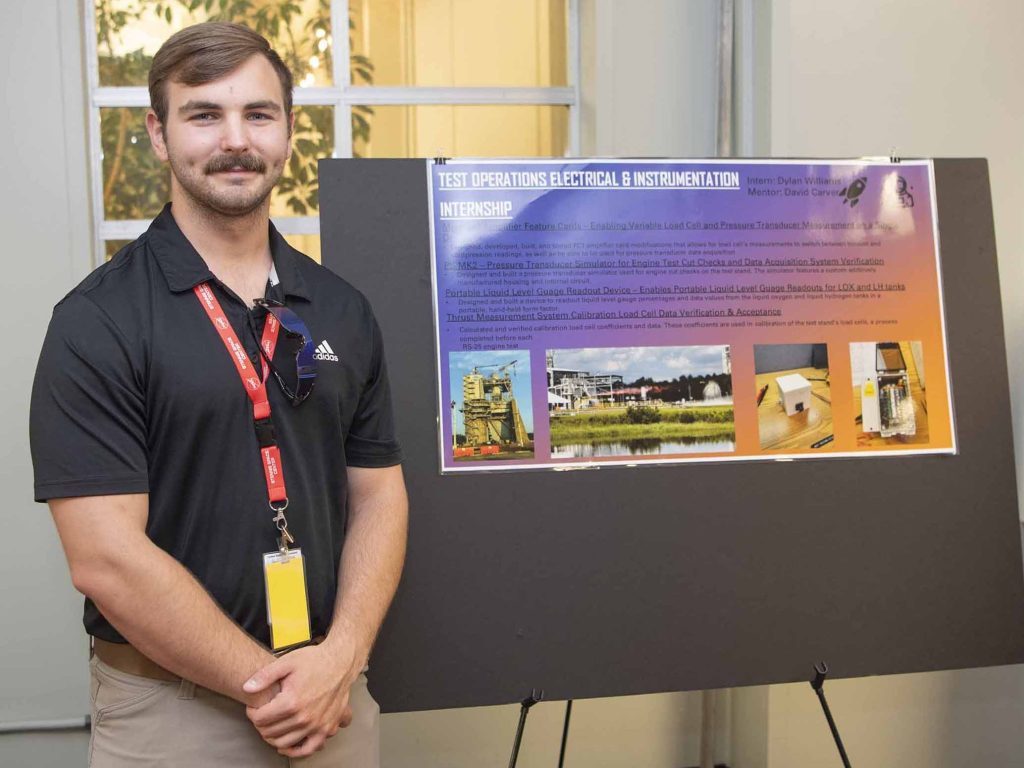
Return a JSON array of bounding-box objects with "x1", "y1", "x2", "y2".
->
[
  {"x1": 83, "y1": 0, "x2": 105, "y2": 267},
  {"x1": 333, "y1": 0, "x2": 354, "y2": 159},
  {"x1": 340, "y1": 86, "x2": 575, "y2": 106},
  {"x1": 269, "y1": 216, "x2": 321, "y2": 235},
  {"x1": 82, "y1": 0, "x2": 101, "y2": 94},
  {"x1": 88, "y1": 104, "x2": 107, "y2": 264},
  {"x1": 293, "y1": 87, "x2": 342, "y2": 106},
  {"x1": 336, "y1": 99, "x2": 354, "y2": 160},
  {"x1": 94, "y1": 87, "x2": 150, "y2": 108},
  {"x1": 99, "y1": 216, "x2": 321, "y2": 241},
  {"x1": 98, "y1": 219, "x2": 150, "y2": 241},
  {"x1": 95, "y1": 86, "x2": 343, "y2": 108},
  {"x1": 568, "y1": 0, "x2": 582, "y2": 157}
]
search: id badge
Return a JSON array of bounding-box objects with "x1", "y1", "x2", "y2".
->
[{"x1": 263, "y1": 549, "x2": 312, "y2": 651}]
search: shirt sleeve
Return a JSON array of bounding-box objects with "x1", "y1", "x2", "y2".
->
[
  {"x1": 30, "y1": 293, "x2": 149, "y2": 502},
  {"x1": 344, "y1": 313, "x2": 403, "y2": 468}
]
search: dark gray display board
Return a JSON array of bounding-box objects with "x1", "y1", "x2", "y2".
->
[{"x1": 319, "y1": 158, "x2": 1024, "y2": 713}]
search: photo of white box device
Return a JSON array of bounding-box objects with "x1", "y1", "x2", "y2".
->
[{"x1": 775, "y1": 373, "x2": 811, "y2": 416}]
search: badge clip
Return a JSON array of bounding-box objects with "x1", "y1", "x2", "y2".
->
[
  {"x1": 277, "y1": 526, "x2": 295, "y2": 552},
  {"x1": 271, "y1": 501, "x2": 294, "y2": 552}
]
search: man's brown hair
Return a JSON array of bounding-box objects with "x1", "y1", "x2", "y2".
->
[{"x1": 148, "y1": 21, "x2": 293, "y2": 126}]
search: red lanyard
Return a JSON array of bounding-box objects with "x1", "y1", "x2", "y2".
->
[{"x1": 194, "y1": 282, "x2": 288, "y2": 506}]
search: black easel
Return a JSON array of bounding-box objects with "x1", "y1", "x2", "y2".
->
[
  {"x1": 507, "y1": 689, "x2": 543, "y2": 768},
  {"x1": 810, "y1": 662, "x2": 853, "y2": 768},
  {"x1": 558, "y1": 699, "x2": 573, "y2": 767},
  {"x1": 506, "y1": 692, "x2": 575, "y2": 768}
]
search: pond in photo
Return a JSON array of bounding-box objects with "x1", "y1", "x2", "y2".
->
[{"x1": 551, "y1": 434, "x2": 735, "y2": 459}]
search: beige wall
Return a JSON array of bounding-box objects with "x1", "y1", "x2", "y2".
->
[
  {"x1": 383, "y1": 690, "x2": 731, "y2": 768},
  {"x1": 582, "y1": 0, "x2": 719, "y2": 157},
  {"x1": 0, "y1": 0, "x2": 93, "y2": 732},
  {"x1": 770, "y1": 0, "x2": 1024, "y2": 518},
  {"x1": 738, "y1": 2, "x2": 1024, "y2": 765},
  {"x1": 759, "y1": 665, "x2": 1024, "y2": 766}
]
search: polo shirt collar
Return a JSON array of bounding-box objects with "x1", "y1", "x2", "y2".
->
[{"x1": 149, "y1": 203, "x2": 312, "y2": 301}]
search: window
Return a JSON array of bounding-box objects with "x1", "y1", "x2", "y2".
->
[{"x1": 87, "y1": 0, "x2": 579, "y2": 263}]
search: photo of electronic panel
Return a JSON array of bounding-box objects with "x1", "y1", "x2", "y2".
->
[{"x1": 850, "y1": 341, "x2": 928, "y2": 447}]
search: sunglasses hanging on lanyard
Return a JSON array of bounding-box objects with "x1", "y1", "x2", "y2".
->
[{"x1": 252, "y1": 297, "x2": 317, "y2": 406}]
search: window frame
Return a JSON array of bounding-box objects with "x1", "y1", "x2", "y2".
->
[{"x1": 84, "y1": 0, "x2": 581, "y2": 265}]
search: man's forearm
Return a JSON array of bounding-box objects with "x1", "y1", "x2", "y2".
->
[
  {"x1": 74, "y1": 528, "x2": 274, "y2": 706},
  {"x1": 53, "y1": 494, "x2": 273, "y2": 704},
  {"x1": 324, "y1": 465, "x2": 408, "y2": 664}
]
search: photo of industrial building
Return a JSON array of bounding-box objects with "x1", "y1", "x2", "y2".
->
[
  {"x1": 546, "y1": 346, "x2": 734, "y2": 459},
  {"x1": 448, "y1": 350, "x2": 534, "y2": 461}
]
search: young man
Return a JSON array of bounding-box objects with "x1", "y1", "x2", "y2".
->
[{"x1": 30, "y1": 22, "x2": 407, "y2": 766}]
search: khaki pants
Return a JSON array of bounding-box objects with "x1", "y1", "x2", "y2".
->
[{"x1": 88, "y1": 657, "x2": 380, "y2": 767}]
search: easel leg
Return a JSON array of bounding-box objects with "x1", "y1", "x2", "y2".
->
[
  {"x1": 507, "y1": 689, "x2": 543, "y2": 768},
  {"x1": 558, "y1": 700, "x2": 573, "y2": 768},
  {"x1": 811, "y1": 663, "x2": 853, "y2": 768},
  {"x1": 700, "y1": 689, "x2": 716, "y2": 768}
]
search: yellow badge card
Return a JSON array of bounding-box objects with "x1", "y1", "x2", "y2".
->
[{"x1": 263, "y1": 549, "x2": 312, "y2": 651}]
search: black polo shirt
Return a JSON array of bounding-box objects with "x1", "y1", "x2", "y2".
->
[{"x1": 30, "y1": 204, "x2": 402, "y2": 646}]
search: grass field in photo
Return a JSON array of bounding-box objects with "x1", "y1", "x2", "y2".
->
[{"x1": 550, "y1": 404, "x2": 735, "y2": 445}]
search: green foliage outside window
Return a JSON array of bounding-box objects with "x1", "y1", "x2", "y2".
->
[{"x1": 96, "y1": 0, "x2": 373, "y2": 220}]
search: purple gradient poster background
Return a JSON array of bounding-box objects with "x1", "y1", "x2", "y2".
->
[{"x1": 429, "y1": 159, "x2": 955, "y2": 474}]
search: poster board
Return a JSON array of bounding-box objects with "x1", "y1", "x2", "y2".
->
[
  {"x1": 425, "y1": 160, "x2": 955, "y2": 472},
  {"x1": 319, "y1": 158, "x2": 1024, "y2": 713}
]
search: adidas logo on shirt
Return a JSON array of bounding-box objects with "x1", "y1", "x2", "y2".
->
[{"x1": 314, "y1": 340, "x2": 339, "y2": 362}]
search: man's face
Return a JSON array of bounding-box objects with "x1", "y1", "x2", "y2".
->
[{"x1": 147, "y1": 54, "x2": 292, "y2": 217}]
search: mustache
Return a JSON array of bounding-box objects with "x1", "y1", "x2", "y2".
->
[{"x1": 205, "y1": 154, "x2": 266, "y2": 174}]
